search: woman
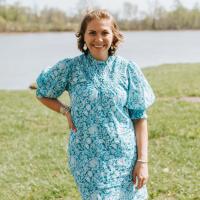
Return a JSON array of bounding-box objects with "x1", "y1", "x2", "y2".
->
[{"x1": 36, "y1": 9, "x2": 155, "y2": 200}]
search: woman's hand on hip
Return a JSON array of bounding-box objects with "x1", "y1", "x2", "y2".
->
[
  {"x1": 65, "y1": 112, "x2": 77, "y2": 133},
  {"x1": 132, "y1": 162, "x2": 149, "y2": 189}
]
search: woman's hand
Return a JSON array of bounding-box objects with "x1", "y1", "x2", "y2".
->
[
  {"x1": 36, "y1": 97, "x2": 77, "y2": 132},
  {"x1": 65, "y1": 112, "x2": 77, "y2": 133},
  {"x1": 132, "y1": 162, "x2": 148, "y2": 189}
]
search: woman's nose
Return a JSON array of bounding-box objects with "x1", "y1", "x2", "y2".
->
[{"x1": 95, "y1": 34, "x2": 103, "y2": 42}]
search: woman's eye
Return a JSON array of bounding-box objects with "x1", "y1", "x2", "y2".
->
[
  {"x1": 102, "y1": 32, "x2": 109, "y2": 35},
  {"x1": 89, "y1": 32, "x2": 96, "y2": 35}
]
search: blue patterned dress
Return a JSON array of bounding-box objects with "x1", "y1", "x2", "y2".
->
[{"x1": 36, "y1": 53, "x2": 155, "y2": 200}]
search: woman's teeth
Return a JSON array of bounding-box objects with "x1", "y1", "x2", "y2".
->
[{"x1": 94, "y1": 45, "x2": 103, "y2": 48}]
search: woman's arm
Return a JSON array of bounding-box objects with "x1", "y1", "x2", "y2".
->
[
  {"x1": 132, "y1": 118, "x2": 149, "y2": 189},
  {"x1": 134, "y1": 118, "x2": 148, "y2": 161},
  {"x1": 37, "y1": 97, "x2": 67, "y2": 113},
  {"x1": 37, "y1": 97, "x2": 77, "y2": 132}
]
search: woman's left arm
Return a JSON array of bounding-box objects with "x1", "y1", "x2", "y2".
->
[{"x1": 132, "y1": 118, "x2": 149, "y2": 189}]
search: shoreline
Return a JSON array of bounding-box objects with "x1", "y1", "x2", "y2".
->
[
  {"x1": 0, "y1": 62, "x2": 199, "y2": 91},
  {"x1": 1, "y1": 29, "x2": 200, "y2": 35}
]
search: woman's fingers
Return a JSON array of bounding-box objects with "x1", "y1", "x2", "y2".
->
[
  {"x1": 132, "y1": 170, "x2": 137, "y2": 185},
  {"x1": 71, "y1": 123, "x2": 77, "y2": 132},
  {"x1": 132, "y1": 162, "x2": 148, "y2": 189},
  {"x1": 133, "y1": 170, "x2": 147, "y2": 189},
  {"x1": 65, "y1": 112, "x2": 77, "y2": 132},
  {"x1": 136, "y1": 176, "x2": 148, "y2": 189},
  {"x1": 137, "y1": 176, "x2": 144, "y2": 189}
]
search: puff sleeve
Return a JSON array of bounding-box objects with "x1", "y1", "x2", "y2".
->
[
  {"x1": 126, "y1": 61, "x2": 155, "y2": 120},
  {"x1": 36, "y1": 59, "x2": 71, "y2": 98}
]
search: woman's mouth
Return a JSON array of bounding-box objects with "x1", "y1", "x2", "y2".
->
[{"x1": 93, "y1": 45, "x2": 104, "y2": 48}]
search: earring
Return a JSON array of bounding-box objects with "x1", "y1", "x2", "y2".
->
[
  {"x1": 83, "y1": 43, "x2": 87, "y2": 51},
  {"x1": 110, "y1": 45, "x2": 114, "y2": 50}
]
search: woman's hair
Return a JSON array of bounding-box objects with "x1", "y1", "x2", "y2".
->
[{"x1": 76, "y1": 9, "x2": 123, "y2": 56}]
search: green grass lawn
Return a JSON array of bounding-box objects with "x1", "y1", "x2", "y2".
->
[{"x1": 0, "y1": 63, "x2": 200, "y2": 200}]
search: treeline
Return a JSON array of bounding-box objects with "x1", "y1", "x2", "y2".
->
[
  {"x1": 0, "y1": 2, "x2": 80, "y2": 32},
  {"x1": 0, "y1": 1, "x2": 200, "y2": 32},
  {"x1": 118, "y1": 1, "x2": 200, "y2": 30}
]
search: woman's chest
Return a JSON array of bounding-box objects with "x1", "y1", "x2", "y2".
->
[{"x1": 68, "y1": 65, "x2": 128, "y2": 106}]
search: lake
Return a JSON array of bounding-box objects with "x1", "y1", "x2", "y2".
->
[{"x1": 0, "y1": 31, "x2": 200, "y2": 89}]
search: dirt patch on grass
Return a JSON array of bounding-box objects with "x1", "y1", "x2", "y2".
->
[
  {"x1": 179, "y1": 97, "x2": 200, "y2": 103},
  {"x1": 158, "y1": 97, "x2": 200, "y2": 103}
]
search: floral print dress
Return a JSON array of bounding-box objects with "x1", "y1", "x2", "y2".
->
[{"x1": 36, "y1": 53, "x2": 155, "y2": 200}]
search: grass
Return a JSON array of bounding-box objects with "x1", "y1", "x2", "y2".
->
[{"x1": 0, "y1": 63, "x2": 200, "y2": 199}]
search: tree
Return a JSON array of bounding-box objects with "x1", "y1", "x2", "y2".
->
[
  {"x1": 122, "y1": 1, "x2": 138, "y2": 20},
  {"x1": 146, "y1": 0, "x2": 160, "y2": 29}
]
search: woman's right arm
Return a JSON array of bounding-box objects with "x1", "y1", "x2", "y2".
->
[{"x1": 37, "y1": 97, "x2": 77, "y2": 132}]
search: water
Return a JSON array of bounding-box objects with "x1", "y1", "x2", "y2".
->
[{"x1": 0, "y1": 31, "x2": 200, "y2": 89}]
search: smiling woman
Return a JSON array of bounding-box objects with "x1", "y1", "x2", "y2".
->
[
  {"x1": 84, "y1": 19, "x2": 113, "y2": 61},
  {"x1": 76, "y1": 10, "x2": 123, "y2": 60},
  {"x1": 35, "y1": 9, "x2": 155, "y2": 200}
]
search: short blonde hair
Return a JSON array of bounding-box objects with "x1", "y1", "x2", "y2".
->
[{"x1": 76, "y1": 9, "x2": 123, "y2": 56}]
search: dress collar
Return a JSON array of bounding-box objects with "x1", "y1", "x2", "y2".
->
[{"x1": 86, "y1": 52, "x2": 115, "y2": 66}]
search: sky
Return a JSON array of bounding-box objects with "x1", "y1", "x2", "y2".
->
[{"x1": 4, "y1": 0, "x2": 200, "y2": 15}]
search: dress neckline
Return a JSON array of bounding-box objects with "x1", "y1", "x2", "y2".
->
[{"x1": 86, "y1": 52, "x2": 115, "y2": 66}]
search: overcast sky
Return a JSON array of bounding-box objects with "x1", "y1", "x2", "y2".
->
[{"x1": 4, "y1": 0, "x2": 200, "y2": 15}]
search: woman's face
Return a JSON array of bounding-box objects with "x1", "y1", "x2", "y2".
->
[{"x1": 84, "y1": 19, "x2": 113, "y2": 61}]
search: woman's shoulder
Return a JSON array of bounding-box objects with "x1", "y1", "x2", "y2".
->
[
  {"x1": 114, "y1": 54, "x2": 136, "y2": 65},
  {"x1": 51, "y1": 54, "x2": 85, "y2": 73},
  {"x1": 114, "y1": 55, "x2": 138, "y2": 70},
  {"x1": 58, "y1": 54, "x2": 84, "y2": 65}
]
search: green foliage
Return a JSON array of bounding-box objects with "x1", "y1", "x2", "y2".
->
[
  {"x1": 0, "y1": 63, "x2": 200, "y2": 199},
  {"x1": 144, "y1": 64, "x2": 200, "y2": 199},
  {"x1": 144, "y1": 63, "x2": 200, "y2": 97},
  {"x1": 0, "y1": 90, "x2": 80, "y2": 200},
  {"x1": 0, "y1": 1, "x2": 200, "y2": 32}
]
